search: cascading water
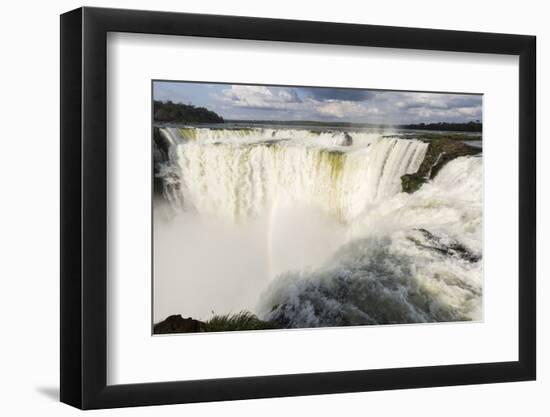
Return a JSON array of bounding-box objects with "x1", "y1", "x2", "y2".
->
[
  {"x1": 162, "y1": 127, "x2": 428, "y2": 223},
  {"x1": 259, "y1": 156, "x2": 483, "y2": 327},
  {"x1": 154, "y1": 126, "x2": 482, "y2": 326}
]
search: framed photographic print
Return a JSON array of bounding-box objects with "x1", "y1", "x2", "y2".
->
[{"x1": 60, "y1": 6, "x2": 536, "y2": 409}]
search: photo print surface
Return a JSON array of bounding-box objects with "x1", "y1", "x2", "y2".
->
[{"x1": 152, "y1": 81, "x2": 483, "y2": 334}]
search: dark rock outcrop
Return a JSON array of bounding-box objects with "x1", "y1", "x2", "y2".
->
[
  {"x1": 401, "y1": 173, "x2": 427, "y2": 193},
  {"x1": 401, "y1": 138, "x2": 481, "y2": 193},
  {"x1": 342, "y1": 132, "x2": 353, "y2": 146},
  {"x1": 153, "y1": 314, "x2": 207, "y2": 334},
  {"x1": 409, "y1": 228, "x2": 481, "y2": 263},
  {"x1": 153, "y1": 127, "x2": 171, "y2": 197}
]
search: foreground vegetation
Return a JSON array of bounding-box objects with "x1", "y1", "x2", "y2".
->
[
  {"x1": 205, "y1": 311, "x2": 280, "y2": 332},
  {"x1": 153, "y1": 311, "x2": 280, "y2": 334}
]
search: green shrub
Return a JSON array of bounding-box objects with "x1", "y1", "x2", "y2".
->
[{"x1": 205, "y1": 311, "x2": 280, "y2": 332}]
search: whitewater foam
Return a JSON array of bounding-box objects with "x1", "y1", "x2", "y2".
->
[{"x1": 258, "y1": 156, "x2": 483, "y2": 326}]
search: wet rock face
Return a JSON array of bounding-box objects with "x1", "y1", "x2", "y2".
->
[
  {"x1": 153, "y1": 314, "x2": 207, "y2": 334},
  {"x1": 401, "y1": 138, "x2": 481, "y2": 193},
  {"x1": 401, "y1": 173, "x2": 427, "y2": 193},
  {"x1": 153, "y1": 127, "x2": 171, "y2": 197},
  {"x1": 423, "y1": 138, "x2": 481, "y2": 179},
  {"x1": 409, "y1": 228, "x2": 481, "y2": 263},
  {"x1": 342, "y1": 132, "x2": 353, "y2": 146}
]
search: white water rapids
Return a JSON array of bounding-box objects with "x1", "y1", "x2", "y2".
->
[{"x1": 153, "y1": 127, "x2": 482, "y2": 327}]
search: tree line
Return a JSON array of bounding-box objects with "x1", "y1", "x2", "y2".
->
[
  {"x1": 153, "y1": 100, "x2": 224, "y2": 123},
  {"x1": 399, "y1": 121, "x2": 482, "y2": 132}
]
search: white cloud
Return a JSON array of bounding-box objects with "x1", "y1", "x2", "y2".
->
[
  {"x1": 221, "y1": 85, "x2": 300, "y2": 109},
  {"x1": 213, "y1": 84, "x2": 481, "y2": 123},
  {"x1": 316, "y1": 100, "x2": 374, "y2": 118}
]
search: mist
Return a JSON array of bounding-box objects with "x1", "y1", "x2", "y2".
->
[{"x1": 153, "y1": 201, "x2": 347, "y2": 322}]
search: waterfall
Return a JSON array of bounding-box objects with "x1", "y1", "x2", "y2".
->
[
  {"x1": 153, "y1": 126, "x2": 482, "y2": 325},
  {"x1": 259, "y1": 156, "x2": 483, "y2": 327},
  {"x1": 160, "y1": 127, "x2": 428, "y2": 223}
]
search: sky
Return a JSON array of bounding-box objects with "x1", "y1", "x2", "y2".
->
[{"x1": 153, "y1": 81, "x2": 482, "y2": 124}]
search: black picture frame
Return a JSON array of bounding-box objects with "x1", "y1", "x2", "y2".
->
[{"x1": 60, "y1": 6, "x2": 536, "y2": 410}]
